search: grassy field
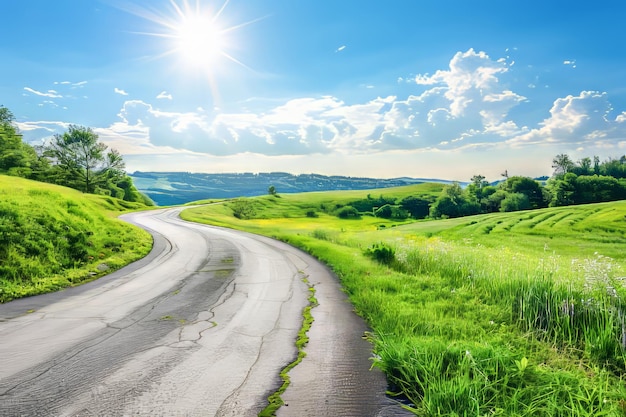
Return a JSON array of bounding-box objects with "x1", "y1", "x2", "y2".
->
[
  {"x1": 181, "y1": 186, "x2": 626, "y2": 416},
  {"x1": 0, "y1": 175, "x2": 153, "y2": 302}
]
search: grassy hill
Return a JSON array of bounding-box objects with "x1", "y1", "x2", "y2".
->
[
  {"x1": 182, "y1": 187, "x2": 626, "y2": 416},
  {"x1": 0, "y1": 175, "x2": 152, "y2": 302}
]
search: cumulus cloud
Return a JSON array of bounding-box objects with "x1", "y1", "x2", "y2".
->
[
  {"x1": 23, "y1": 87, "x2": 63, "y2": 98},
  {"x1": 507, "y1": 91, "x2": 623, "y2": 147},
  {"x1": 114, "y1": 88, "x2": 129, "y2": 96}
]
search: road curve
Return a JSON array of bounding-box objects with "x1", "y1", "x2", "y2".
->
[{"x1": 0, "y1": 207, "x2": 408, "y2": 416}]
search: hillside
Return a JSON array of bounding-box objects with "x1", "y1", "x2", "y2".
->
[
  {"x1": 0, "y1": 175, "x2": 153, "y2": 302},
  {"x1": 130, "y1": 171, "x2": 463, "y2": 206}
]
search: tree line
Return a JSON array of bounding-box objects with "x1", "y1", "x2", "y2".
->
[
  {"x1": 430, "y1": 153, "x2": 626, "y2": 219},
  {"x1": 339, "y1": 153, "x2": 626, "y2": 221},
  {"x1": 0, "y1": 105, "x2": 152, "y2": 205}
]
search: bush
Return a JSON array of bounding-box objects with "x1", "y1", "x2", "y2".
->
[
  {"x1": 365, "y1": 243, "x2": 395, "y2": 265},
  {"x1": 335, "y1": 206, "x2": 361, "y2": 219},
  {"x1": 230, "y1": 199, "x2": 256, "y2": 219},
  {"x1": 305, "y1": 210, "x2": 318, "y2": 218}
]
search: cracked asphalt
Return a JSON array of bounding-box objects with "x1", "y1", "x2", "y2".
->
[{"x1": 0, "y1": 207, "x2": 408, "y2": 416}]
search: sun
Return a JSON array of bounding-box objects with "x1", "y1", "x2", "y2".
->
[
  {"x1": 175, "y1": 14, "x2": 224, "y2": 69},
  {"x1": 123, "y1": 0, "x2": 259, "y2": 74}
]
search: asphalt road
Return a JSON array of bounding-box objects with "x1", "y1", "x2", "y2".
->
[{"x1": 0, "y1": 207, "x2": 408, "y2": 416}]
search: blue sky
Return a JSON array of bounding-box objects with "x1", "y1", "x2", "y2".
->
[{"x1": 2, "y1": 0, "x2": 626, "y2": 181}]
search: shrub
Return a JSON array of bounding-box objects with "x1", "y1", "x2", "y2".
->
[
  {"x1": 335, "y1": 206, "x2": 361, "y2": 219},
  {"x1": 305, "y1": 210, "x2": 318, "y2": 218},
  {"x1": 230, "y1": 199, "x2": 256, "y2": 219},
  {"x1": 365, "y1": 243, "x2": 395, "y2": 265}
]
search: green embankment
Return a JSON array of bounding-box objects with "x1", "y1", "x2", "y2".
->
[
  {"x1": 181, "y1": 186, "x2": 626, "y2": 416},
  {"x1": 0, "y1": 175, "x2": 152, "y2": 302}
]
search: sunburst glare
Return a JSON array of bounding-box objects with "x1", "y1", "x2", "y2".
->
[{"x1": 117, "y1": 0, "x2": 262, "y2": 99}]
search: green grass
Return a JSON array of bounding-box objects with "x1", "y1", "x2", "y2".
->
[
  {"x1": 0, "y1": 175, "x2": 153, "y2": 302},
  {"x1": 181, "y1": 188, "x2": 626, "y2": 416}
]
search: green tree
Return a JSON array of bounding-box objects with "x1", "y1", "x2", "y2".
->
[
  {"x1": 552, "y1": 153, "x2": 575, "y2": 177},
  {"x1": 500, "y1": 192, "x2": 531, "y2": 212},
  {"x1": 548, "y1": 173, "x2": 577, "y2": 206},
  {"x1": 44, "y1": 125, "x2": 124, "y2": 193},
  {"x1": 572, "y1": 157, "x2": 592, "y2": 176},
  {"x1": 502, "y1": 176, "x2": 547, "y2": 209},
  {"x1": 484, "y1": 189, "x2": 508, "y2": 213},
  {"x1": 399, "y1": 195, "x2": 431, "y2": 219},
  {"x1": 0, "y1": 105, "x2": 46, "y2": 178},
  {"x1": 430, "y1": 182, "x2": 480, "y2": 219},
  {"x1": 268, "y1": 185, "x2": 277, "y2": 196}
]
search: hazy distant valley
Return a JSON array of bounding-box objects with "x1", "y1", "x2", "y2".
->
[{"x1": 130, "y1": 171, "x2": 462, "y2": 206}]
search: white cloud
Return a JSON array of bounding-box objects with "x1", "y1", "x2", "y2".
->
[
  {"x1": 114, "y1": 88, "x2": 129, "y2": 96},
  {"x1": 23, "y1": 87, "x2": 63, "y2": 98},
  {"x1": 157, "y1": 91, "x2": 173, "y2": 100},
  {"x1": 21, "y1": 48, "x2": 626, "y2": 181},
  {"x1": 507, "y1": 91, "x2": 621, "y2": 147},
  {"x1": 336, "y1": 45, "x2": 346, "y2": 52},
  {"x1": 564, "y1": 60, "x2": 577, "y2": 68},
  {"x1": 97, "y1": 50, "x2": 626, "y2": 162},
  {"x1": 54, "y1": 80, "x2": 87, "y2": 88}
]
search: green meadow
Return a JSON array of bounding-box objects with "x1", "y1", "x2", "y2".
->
[
  {"x1": 181, "y1": 186, "x2": 626, "y2": 416},
  {"x1": 0, "y1": 175, "x2": 152, "y2": 302}
]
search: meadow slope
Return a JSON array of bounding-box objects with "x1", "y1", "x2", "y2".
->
[
  {"x1": 0, "y1": 175, "x2": 152, "y2": 302},
  {"x1": 182, "y1": 187, "x2": 626, "y2": 416}
]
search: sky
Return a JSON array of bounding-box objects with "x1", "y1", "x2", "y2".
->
[{"x1": 2, "y1": 0, "x2": 626, "y2": 181}]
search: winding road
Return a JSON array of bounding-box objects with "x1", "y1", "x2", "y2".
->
[{"x1": 0, "y1": 207, "x2": 407, "y2": 416}]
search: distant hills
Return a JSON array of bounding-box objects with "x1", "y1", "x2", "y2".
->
[{"x1": 130, "y1": 171, "x2": 464, "y2": 206}]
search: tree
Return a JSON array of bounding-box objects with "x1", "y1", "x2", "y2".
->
[
  {"x1": 429, "y1": 182, "x2": 480, "y2": 219},
  {"x1": 502, "y1": 176, "x2": 547, "y2": 209},
  {"x1": 500, "y1": 193, "x2": 531, "y2": 212},
  {"x1": 0, "y1": 105, "x2": 45, "y2": 178},
  {"x1": 0, "y1": 105, "x2": 16, "y2": 131},
  {"x1": 399, "y1": 195, "x2": 431, "y2": 219},
  {"x1": 572, "y1": 157, "x2": 592, "y2": 176},
  {"x1": 268, "y1": 185, "x2": 277, "y2": 196},
  {"x1": 44, "y1": 125, "x2": 122, "y2": 193},
  {"x1": 548, "y1": 173, "x2": 577, "y2": 206},
  {"x1": 467, "y1": 174, "x2": 490, "y2": 200},
  {"x1": 552, "y1": 154, "x2": 575, "y2": 177}
]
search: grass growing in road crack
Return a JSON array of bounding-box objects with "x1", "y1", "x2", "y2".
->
[{"x1": 259, "y1": 276, "x2": 318, "y2": 417}]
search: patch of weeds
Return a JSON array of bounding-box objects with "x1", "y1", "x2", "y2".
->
[
  {"x1": 215, "y1": 269, "x2": 233, "y2": 279},
  {"x1": 259, "y1": 276, "x2": 316, "y2": 416}
]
